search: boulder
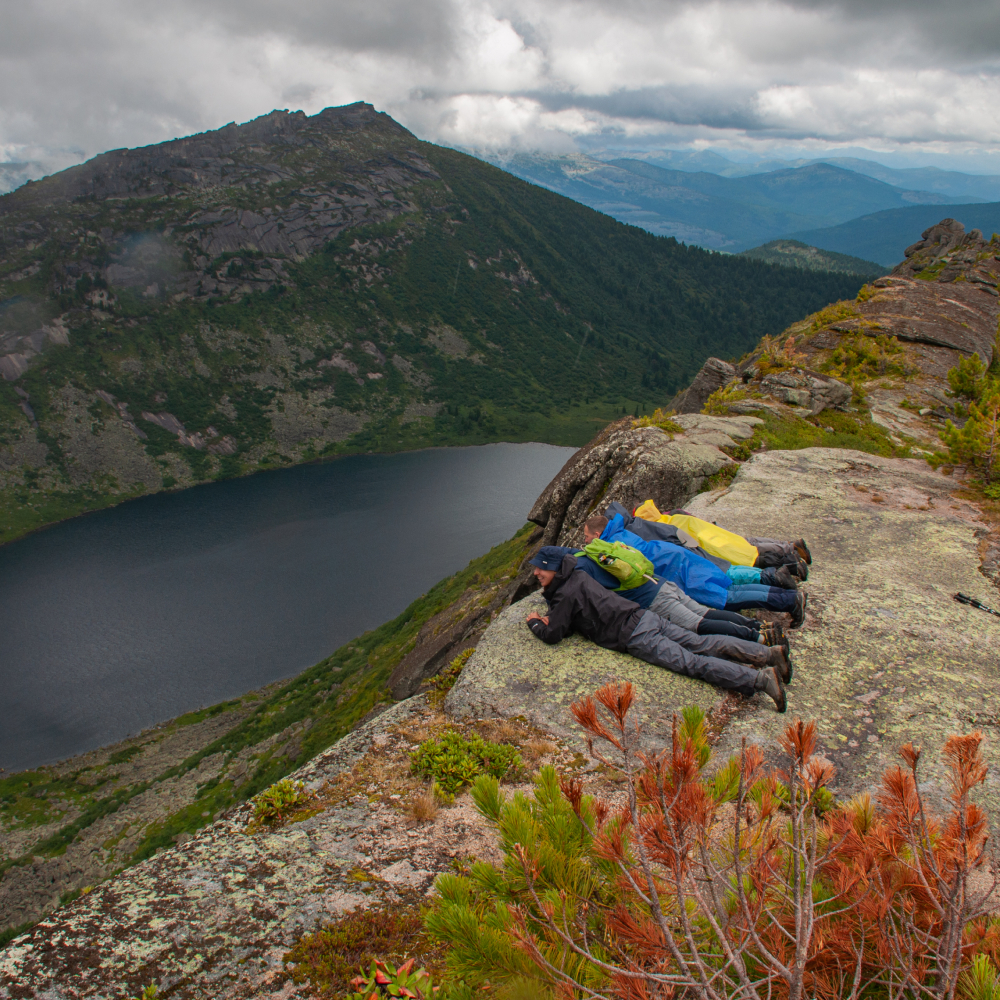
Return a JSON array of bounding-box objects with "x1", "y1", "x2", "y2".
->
[
  {"x1": 670, "y1": 357, "x2": 738, "y2": 414},
  {"x1": 527, "y1": 414, "x2": 761, "y2": 547},
  {"x1": 444, "y1": 594, "x2": 722, "y2": 749},
  {"x1": 758, "y1": 369, "x2": 852, "y2": 415}
]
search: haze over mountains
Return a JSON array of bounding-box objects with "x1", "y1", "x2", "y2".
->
[
  {"x1": 603, "y1": 149, "x2": 1000, "y2": 203},
  {"x1": 477, "y1": 150, "x2": 985, "y2": 257}
]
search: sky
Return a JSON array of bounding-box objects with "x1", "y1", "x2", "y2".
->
[{"x1": 2, "y1": 0, "x2": 1000, "y2": 187}]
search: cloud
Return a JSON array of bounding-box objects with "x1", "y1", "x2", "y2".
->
[{"x1": 1, "y1": 0, "x2": 1000, "y2": 189}]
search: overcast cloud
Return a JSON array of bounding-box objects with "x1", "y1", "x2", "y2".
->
[{"x1": 2, "y1": 0, "x2": 1000, "y2": 186}]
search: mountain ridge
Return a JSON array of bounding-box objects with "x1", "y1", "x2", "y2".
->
[
  {"x1": 790, "y1": 202, "x2": 1000, "y2": 265},
  {"x1": 0, "y1": 103, "x2": 862, "y2": 545}
]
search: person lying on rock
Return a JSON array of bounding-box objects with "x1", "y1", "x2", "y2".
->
[
  {"x1": 605, "y1": 502, "x2": 806, "y2": 585},
  {"x1": 635, "y1": 500, "x2": 811, "y2": 576},
  {"x1": 524, "y1": 547, "x2": 788, "y2": 712},
  {"x1": 540, "y1": 544, "x2": 787, "y2": 647},
  {"x1": 584, "y1": 514, "x2": 807, "y2": 627}
]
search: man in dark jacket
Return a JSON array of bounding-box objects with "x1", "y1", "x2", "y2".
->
[{"x1": 524, "y1": 547, "x2": 787, "y2": 710}]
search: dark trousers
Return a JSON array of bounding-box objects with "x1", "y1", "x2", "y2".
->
[
  {"x1": 725, "y1": 584, "x2": 797, "y2": 613},
  {"x1": 697, "y1": 610, "x2": 759, "y2": 642},
  {"x1": 748, "y1": 536, "x2": 798, "y2": 568},
  {"x1": 627, "y1": 611, "x2": 760, "y2": 697}
]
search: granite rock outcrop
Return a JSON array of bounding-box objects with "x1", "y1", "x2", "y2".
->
[
  {"x1": 527, "y1": 412, "x2": 761, "y2": 547},
  {"x1": 456, "y1": 447, "x2": 1000, "y2": 816},
  {"x1": 671, "y1": 357, "x2": 738, "y2": 413}
]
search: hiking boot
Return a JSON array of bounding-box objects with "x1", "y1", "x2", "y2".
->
[
  {"x1": 794, "y1": 539, "x2": 812, "y2": 565},
  {"x1": 792, "y1": 558, "x2": 809, "y2": 581},
  {"x1": 763, "y1": 622, "x2": 790, "y2": 655},
  {"x1": 773, "y1": 565, "x2": 798, "y2": 590},
  {"x1": 790, "y1": 590, "x2": 808, "y2": 629},
  {"x1": 756, "y1": 666, "x2": 787, "y2": 713},
  {"x1": 767, "y1": 645, "x2": 793, "y2": 684}
]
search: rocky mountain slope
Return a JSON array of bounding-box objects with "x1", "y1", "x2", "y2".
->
[{"x1": 0, "y1": 102, "x2": 862, "y2": 545}]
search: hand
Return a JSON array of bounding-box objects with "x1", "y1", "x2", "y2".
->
[{"x1": 526, "y1": 612, "x2": 550, "y2": 625}]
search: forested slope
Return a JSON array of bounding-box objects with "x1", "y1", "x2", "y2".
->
[{"x1": 0, "y1": 103, "x2": 863, "y2": 542}]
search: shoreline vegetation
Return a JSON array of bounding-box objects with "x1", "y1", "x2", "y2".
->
[{"x1": 0, "y1": 421, "x2": 599, "y2": 551}]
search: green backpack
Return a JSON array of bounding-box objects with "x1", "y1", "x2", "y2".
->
[{"x1": 578, "y1": 539, "x2": 657, "y2": 591}]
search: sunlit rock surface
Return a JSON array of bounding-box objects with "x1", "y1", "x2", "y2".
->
[
  {"x1": 445, "y1": 593, "x2": 722, "y2": 750},
  {"x1": 687, "y1": 447, "x2": 1000, "y2": 814}
]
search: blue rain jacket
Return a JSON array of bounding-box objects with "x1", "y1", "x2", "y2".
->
[{"x1": 601, "y1": 514, "x2": 731, "y2": 608}]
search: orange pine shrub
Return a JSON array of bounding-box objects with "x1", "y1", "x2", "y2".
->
[{"x1": 491, "y1": 682, "x2": 1000, "y2": 1000}]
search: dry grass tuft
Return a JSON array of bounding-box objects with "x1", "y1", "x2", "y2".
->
[
  {"x1": 476, "y1": 719, "x2": 522, "y2": 744},
  {"x1": 409, "y1": 784, "x2": 440, "y2": 823},
  {"x1": 525, "y1": 738, "x2": 557, "y2": 760}
]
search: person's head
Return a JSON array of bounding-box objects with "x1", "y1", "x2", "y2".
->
[
  {"x1": 582, "y1": 515, "x2": 608, "y2": 544},
  {"x1": 528, "y1": 546, "x2": 567, "y2": 586}
]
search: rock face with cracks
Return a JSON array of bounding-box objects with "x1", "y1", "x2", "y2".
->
[{"x1": 527, "y1": 412, "x2": 761, "y2": 547}]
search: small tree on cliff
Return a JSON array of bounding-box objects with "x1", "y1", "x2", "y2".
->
[{"x1": 942, "y1": 388, "x2": 1000, "y2": 482}]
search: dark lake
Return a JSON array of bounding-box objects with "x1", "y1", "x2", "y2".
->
[{"x1": 0, "y1": 442, "x2": 574, "y2": 774}]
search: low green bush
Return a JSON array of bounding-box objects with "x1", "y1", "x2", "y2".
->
[
  {"x1": 410, "y1": 730, "x2": 520, "y2": 798},
  {"x1": 285, "y1": 906, "x2": 443, "y2": 997},
  {"x1": 248, "y1": 778, "x2": 313, "y2": 830},
  {"x1": 822, "y1": 332, "x2": 914, "y2": 383},
  {"x1": 631, "y1": 406, "x2": 682, "y2": 436}
]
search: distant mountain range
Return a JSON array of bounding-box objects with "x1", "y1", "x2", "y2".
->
[
  {"x1": 475, "y1": 151, "x2": 975, "y2": 252},
  {"x1": 791, "y1": 204, "x2": 1000, "y2": 266},
  {"x1": 602, "y1": 149, "x2": 1000, "y2": 203}
]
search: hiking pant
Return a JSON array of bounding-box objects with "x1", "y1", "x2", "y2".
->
[
  {"x1": 748, "y1": 536, "x2": 798, "y2": 568},
  {"x1": 649, "y1": 580, "x2": 710, "y2": 633},
  {"x1": 626, "y1": 611, "x2": 760, "y2": 697},
  {"x1": 697, "y1": 609, "x2": 760, "y2": 643},
  {"x1": 727, "y1": 565, "x2": 785, "y2": 586},
  {"x1": 725, "y1": 583, "x2": 798, "y2": 614},
  {"x1": 647, "y1": 611, "x2": 772, "y2": 667}
]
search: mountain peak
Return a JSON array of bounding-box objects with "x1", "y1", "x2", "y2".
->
[{"x1": 1, "y1": 102, "x2": 415, "y2": 210}]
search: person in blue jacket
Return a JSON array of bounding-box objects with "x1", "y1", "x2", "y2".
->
[
  {"x1": 602, "y1": 502, "x2": 802, "y2": 588},
  {"x1": 583, "y1": 513, "x2": 807, "y2": 626}
]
